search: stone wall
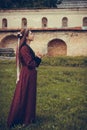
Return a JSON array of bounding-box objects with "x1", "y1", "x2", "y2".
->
[
  {"x1": 0, "y1": 9, "x2": 87, "y2": 56},
  {"x1": 0, "y1": 30, "x2": 87, "y2": 56}
]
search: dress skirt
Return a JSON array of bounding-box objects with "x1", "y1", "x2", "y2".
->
[{"x1": 7, "y1": 66, "x2": 37, "y2": 127}]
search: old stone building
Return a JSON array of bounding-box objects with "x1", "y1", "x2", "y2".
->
[{"x1": 0, "y1": 0, "x2": 87, "y2": 56}]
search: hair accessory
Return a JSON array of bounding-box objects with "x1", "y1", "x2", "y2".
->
[{"x1": 17, "y1": 32, "x2": 23, "y2": 38}]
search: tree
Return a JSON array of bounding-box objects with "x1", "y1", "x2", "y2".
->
[
  {"x1": 43, "y1": 0, "x2": 58, "y2": 8},
  {"x1": 0, "y1": 0, "x2": 13, "y2": 8},
  {"x1": 0, "y1": 0, "x2": 62, "y2": 9}
]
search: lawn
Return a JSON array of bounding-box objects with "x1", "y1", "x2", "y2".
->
[{"x1": 0, "y1": 59, "x2": 87, "y2": 130}]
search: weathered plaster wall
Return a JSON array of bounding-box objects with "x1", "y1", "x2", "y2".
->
[
  {"x1": 0, "y1": 9, "x2": 87, "y2": 29},
  {"x1": 0, "y1": 31, "x2": 87, "y2": 56}
]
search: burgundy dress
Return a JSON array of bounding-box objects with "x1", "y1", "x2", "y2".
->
[{"x1": 7, "y1": 44, "x2": 41, "y2": 127}]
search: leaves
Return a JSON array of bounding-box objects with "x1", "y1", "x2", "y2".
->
[{"x1": 0, "y1": 0, "x2": 59, "y2": 9}]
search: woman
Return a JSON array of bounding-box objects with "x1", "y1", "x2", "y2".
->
[{"x1": 7, "y1": 29, "x2": 42, "y2": 128}]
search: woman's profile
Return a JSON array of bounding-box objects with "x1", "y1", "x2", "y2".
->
[{"x1": 7, "y1": 29, "x2": 42, "y2": 128}]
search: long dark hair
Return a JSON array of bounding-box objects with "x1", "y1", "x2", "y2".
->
[
  {"x1": 16, "y1": 28, "x2": 29, "y2": 70},
  {"x1": 18, "y1": 28, "x2": 29, "y2": 49}
]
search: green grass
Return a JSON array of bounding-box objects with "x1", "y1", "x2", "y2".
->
[{"x1": 0, "y1": 59, "x2": 87, "y2": 130}]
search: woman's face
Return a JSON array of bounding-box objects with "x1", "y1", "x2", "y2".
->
[{"x1": 26, "y1": 32, "x2": 34, "y2": 43}]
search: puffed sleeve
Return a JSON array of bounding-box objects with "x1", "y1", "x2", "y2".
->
[{"x1": 20, "y1": 45, "x2": 40, "y2": 69}]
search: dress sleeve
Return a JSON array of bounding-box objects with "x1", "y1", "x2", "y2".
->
[
  {"x1": 20, "y1": 45, "x2": 37, "y2": 69},
  {"x1": 34, "y1": 56, "x2": 41, "y2": 67}
]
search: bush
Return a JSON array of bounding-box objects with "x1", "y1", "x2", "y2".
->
[{"x1": 41, "y1": 56, "x2": 87, "y2": 67}]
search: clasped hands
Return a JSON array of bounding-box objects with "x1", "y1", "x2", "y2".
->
[{"x1": 35, "y1": 51, "x2": 43, "y2": 59}]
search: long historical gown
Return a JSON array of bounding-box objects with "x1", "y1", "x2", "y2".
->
[{"x1": 7, "y1": 44, "x2": 41, "y2": 127}]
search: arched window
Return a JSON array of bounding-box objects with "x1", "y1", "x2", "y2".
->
[
  {"x1": 22, "y1": 18, "x2": 27, "y2": 28},
  {"x1": 83, "y1": 17, "x2": 87, "y2": 27},
  {"x1": 2, "y1": 18, "x2": 7, "y2": 28},
  {"x1": 62, "y1": 17, "x2": 68, "y2": 28},
  {"x1": 42, "y1": 17, "x2": 48, "y2": 28}
]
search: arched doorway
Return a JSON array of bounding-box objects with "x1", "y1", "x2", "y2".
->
[
  {"x1": 47, "y1": 39, "x2": 67, "y2": 56},
  {"x1": 0, "y1": 35, "x2": 17, "y2": 53}
]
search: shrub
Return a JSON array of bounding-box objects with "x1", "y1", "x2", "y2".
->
[{"x1": 41, "y1": 56, "x2": 87, "y2": 67}]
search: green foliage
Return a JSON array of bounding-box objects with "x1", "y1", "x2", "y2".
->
[
  {"x1": 0, "y1": 0, "x2": 59, "y2": 9},
  {"x1": 0, "y1": 59, "x2": 87, "y2": 130},
  {"x1": 41, "y1": 56, "x2": 87, "y2": 67}
]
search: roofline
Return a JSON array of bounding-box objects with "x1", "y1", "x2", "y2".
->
[
  {"x1": 0, "y1": 27, "x2": 87, "y2": 32},
  {"x1": 0, "y1": 7, "x2": 87, "y2": 11}
]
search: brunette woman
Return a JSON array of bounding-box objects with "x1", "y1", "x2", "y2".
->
[{"x1": 7, "y1": 29, "x2": 42, "y2": 128}]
